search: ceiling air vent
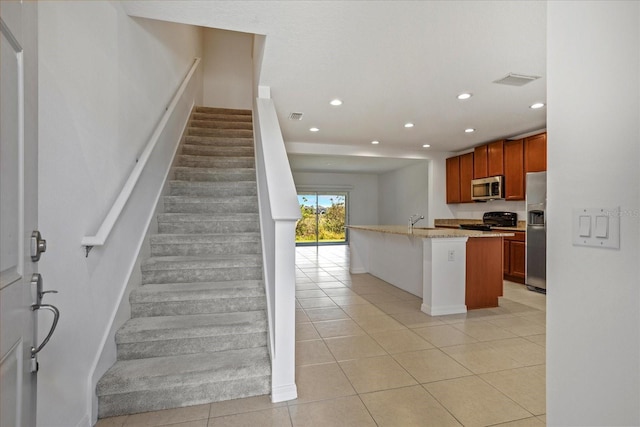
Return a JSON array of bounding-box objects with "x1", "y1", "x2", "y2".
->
[
  {"x1": 288, "y1": 112, "x2": 304, "y2": 121},
  {"x1": 493, "y1": 73, "x2": 540, "y2": 86}
]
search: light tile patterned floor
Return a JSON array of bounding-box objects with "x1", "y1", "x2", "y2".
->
[{"x1": 96, "y1": 245, "x2": 546, "y2": 427}]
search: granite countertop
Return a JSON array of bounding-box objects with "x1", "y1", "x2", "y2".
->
[
  {"x1": 347, "y1": 225, "x2": 514, "y2": 238},
  {"x1": 434, "y1": 218, "x2": 527, "y2": 232}
]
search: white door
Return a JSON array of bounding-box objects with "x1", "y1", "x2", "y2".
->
[{"x1": 1, "y1": 2, "x2": 42, "y2": 426}]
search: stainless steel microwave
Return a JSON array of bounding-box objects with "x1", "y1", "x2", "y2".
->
[{"x1": 471, "y1": 176, "x2": 504, "y2": 201}]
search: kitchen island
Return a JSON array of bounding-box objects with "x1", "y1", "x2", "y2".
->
[{"x1": 347, "y1": 225, "x2": 514, "y2": 315}]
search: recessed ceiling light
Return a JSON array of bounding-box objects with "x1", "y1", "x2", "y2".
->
[
  {"x1": 404, "y1": 123, "x2": 414, "y2": 128},
  {"x1": 371, "y1": 140, "x2": 380, "y2": 145},
  {"x1": 457, "y1": 93, "x2": 472, "y2": 100},
  {"x1": 530, "y1": 102, "x2": 545, "y2": 109},
  {"x1": 309, "y1": 127, "x2": 319, "y2": 132},
  {"x1": 330, "y1": 99, "x2": 343, "y2": 106},
  {"x1": 422, "y1": 144, "x2": 431, "y2": 148},
  {"x1": 465, "y1": 128, "x2": 475, "y2": 133}
]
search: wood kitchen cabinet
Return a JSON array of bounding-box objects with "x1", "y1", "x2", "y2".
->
[
  {"x1": 525, "y1": 132, "x2": 547, "y2": 172},
  {"x1": 446, "y1": 153, "x2": 474, "y2": 204},
  {"x1": 473, "y1": 145, "x2": 488, "y2": 178},
  {"x1": 446, "y1": 156, "x2": 461, "y2": 203},
  {"x1": 487, "y1": 140, "x2": 504, "y2": 176},
  {"x1": 504, "y1": 231, "x2": 526, "y2": 284},
  {"x1": 503, "y1": 139, "x2": 525, "y2": 200}
]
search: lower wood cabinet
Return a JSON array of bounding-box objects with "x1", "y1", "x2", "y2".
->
[{"x1": 504, "y1": 231, "x2": 526, "y2": 283}]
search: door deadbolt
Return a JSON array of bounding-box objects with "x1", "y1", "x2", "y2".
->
[{"x1": 31, "y1": 230, "x2": 47, "y2": 262}]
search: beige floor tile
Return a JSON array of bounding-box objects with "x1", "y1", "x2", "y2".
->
[
  {"x1": 537, "y1": 414, "x2": 546, "y2": 424},
  {"x1": 352, "y1": 314, "x2": 406, "y2": 334},
  {"x1": 123, "y1": 404, "x2": 210, "y2": 426},
  {"x1": 95, "y1": 416, "x2": 127, "y2": 427},
  {"x1": 296, "y1": 289, "x2": 327, "y2": 299},
  {"x1": 360, "y1": 385, "x2": 462, "y2": 426},
  {"x1": 296, "y1": 322, "x2": 320, "y2": 341},
  {"x1": 375, "y1": 299, "x2": 423, "y2": 315},
  {"x1": 392, "y1": 348, "x2": 473, "y2": 383},
  {"x1": 486, "y1": 338, "x2": 546, "y2": 366},
  {"x1": 360, "y1": 293, "x2": 402, "y2": 304},
  {"x1": 369, "y1": 329, "x2": 434, "y2": 353},
  {"x1": 481, "y1": 365, "x2": 546, "y2": 416},
  {"x1": 339, "y1": 355, "x2": 418, "y2": 393},
  {"x1": 340, "y1": 304, "x2": 386, "y2": 320},
  {"x1": 304, "y1": 307, "x2": 349, "y2": 321},
  {"x1": 491, "y1": 416, "x2": 545, "y2": 426},
  {"x1": 485, "y1": 316, "x2": 546, "y2": 337},
  {"x1": 289, "y1": 395, "x2": 376, "y2": 427},
  {"x1": 315, "y1": 281, "x2": 346, "y2": 289},
  {"x1": 441, "y1": 342, "x2": 526, "y2": 374},
  {"x1": 324, "y1": 335, "x2": 387, "y2": 361},
  {"x1": 293, "y1": 363, "x2": 356, "y2": 404},
  {"x1": 165, "y1": 421, "x2": 208, "y2": 427},
  {"x1": 207, "y1": 407, "x2": 291, "y2": 427},
  {"x1": 451, "y1": 320, "x2": 518, "y2": 341},
  {"x1": 209, "y1": 395, "x2": 286, "y2": 418},
  {"x1": 321, "y1": 287, "x2": 357, "y2": 297},
  {"x1": 524, "y1": 334, "x2": 546, "y2": 347},
  {"x1": 390, "y1": 311, "x2": 446, "y2": 328},
  {"x1": 295, "y1": 309, "x2": 310, "y2": 324},
  {"x1": 297, "y1": 297, "x2": 337, "y2": 309},
  {"x1": 425, "y1": 376, "x2": 532, "y2": 427},
  {"x1": 312, "y1": 318, "x2": 366, "y2": 338},
  {"x1": 413, "y1": 324, "x2": 478, "y2": 347},
  {"x1": 296, "y1": 339, "x2": 335, "y2": 366},
  {"x1": 329, "y1": 294, "x2": 370, "y2": 306}
]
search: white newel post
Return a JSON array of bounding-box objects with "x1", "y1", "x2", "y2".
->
[{"x1": 270, "y1": 219, "x2": 298, "y2": 402}]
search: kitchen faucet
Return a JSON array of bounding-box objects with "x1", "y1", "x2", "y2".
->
[{"x1": 409, "y1": 214, "x2": 424, "y2": 231}]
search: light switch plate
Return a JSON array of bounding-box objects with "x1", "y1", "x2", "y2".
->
[{"x1": 572, "y1": 207, "x2": 620, "y2": 249}]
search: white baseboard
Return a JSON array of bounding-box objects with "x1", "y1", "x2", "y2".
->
[
  {"x1": 421, "y1": 303, "x2": 467, "y2": 316},
  {"x1": 271, "y1": 384, "x2": 298, "y2": 403}
]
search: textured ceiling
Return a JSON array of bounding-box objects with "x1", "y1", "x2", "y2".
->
[{"x1": 124, "y1": 1, "x2": 547, "y2": 172}]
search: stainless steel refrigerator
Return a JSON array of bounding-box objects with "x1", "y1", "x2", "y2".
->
[{"x1": 526, "y1": 171, "x2": 546, "y2": 292}]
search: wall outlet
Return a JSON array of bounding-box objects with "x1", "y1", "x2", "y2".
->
[{"x1": 448, "y1": 250, "x2": 455, "y2": 261}]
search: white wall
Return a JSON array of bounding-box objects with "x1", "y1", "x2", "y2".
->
[
  {"x1": 292, "y1": 172, "x2": 379, "y2": 226},
  {"x1": 378, "y1": 161, "x2": 429, "y2": 225},
  {"x1": 203, "y1": 28, "x2": 253, "y2": 109},
  {"x1": 547, "y1": 2, "x2": 640, "y2": 426},
  {"x1": 37, "y1": 3, "x2": 203, "y2": 426},
  {"x1": 450, "y1": 200, "x2": 525, "y2": 222}
]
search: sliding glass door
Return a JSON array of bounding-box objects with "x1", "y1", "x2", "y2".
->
[{"x1": 296, "y1": 193, "x2": 347, "y2": 245}]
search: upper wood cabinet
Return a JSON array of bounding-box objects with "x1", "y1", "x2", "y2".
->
[
  {"x1": 446, "y1": 156, "x2": 461, "y2": 203},
  {"x1": 459, "y1": 152, "x2": 474, "y2": 203},
  {"x1": 503, "y1": 139, "x2": 525, "y2": 200},
  {"x1": 525, "y1": 133, "x2": 547, "y2": 172},
  {"x1": 473, "y1": 145, "x2": 488, "y2": 178},
  {"x1": 487, "y1": 140, "x2": 504, "y2": 176},
  {"x1": 474, "y1": 140, "x2": 504, "y2": 178}
]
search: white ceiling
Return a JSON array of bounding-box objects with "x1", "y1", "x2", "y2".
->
[{"x1": 123, "y1": 1, "x2": 547, "y2": 173}]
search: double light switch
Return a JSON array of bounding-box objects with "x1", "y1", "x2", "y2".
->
[{"x1": 573, "y1": 207, "x2": 620, "y2": 249}]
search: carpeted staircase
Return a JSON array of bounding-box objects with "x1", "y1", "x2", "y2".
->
[{"x1": 96, "y1": 107, "x2": 271, "y2": 418}]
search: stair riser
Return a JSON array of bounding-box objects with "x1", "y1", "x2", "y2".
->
[
  {"x1": 98, "y1": 376, "x2": 270, "y2": 418},
  {"x1": 183, "y1": 136, "x2": 254, "y2": 147},
  {"x1": 117, "y1": 332, "x2": 267, "y2": 360},
  {"x1": 158, "y1": 221, "x2": 260, "y2": 234},
  {"x1": 188, "y1": 128, "x2": 253, "y2": 138},
  {"x1": 142, "y1": 268, "x2": 262, "y2": 284},
  {"x1": 174, "y1": 169, "x2": 255, "y2": 182},
  {"x1": 195, "y1": 106, "x2": 252, "y2": 116},
  {"x1": 169, "y1": 183, "x2": 256, "y2": 197},
  {"x1": 177, "y1": 157, "x2": 255, "y2": 168},
  {"x1": 181, "y1": 145, "x2": 254, "y2": 157},
  {"x1": 192, "y1": 112, "x2": 252, "y2": 122},
  {"x1": 163, "y1": 201, "x2": 258, "y2": 214},
  {"x1": 131, "y1": 297, "x2": 266, "y2": 317},
  {"x1": 151, "y1": 242, "x2": 261, "y2": 257},
  {"x1": 189, "y1": 120, "x2": 253, "y2": 130}
]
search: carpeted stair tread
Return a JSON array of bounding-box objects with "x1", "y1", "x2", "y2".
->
[
  {"x1": 131, "y1": 281, "x2": 265, "y2": 302},
  {"x1": 181, "y1": 144, "x2": 254, "y2": 157},
  {"x1": 195, "y1": 106, "x2": 252, "y2": 116},
  {"x1": 183, "y1": 135, "x2": 254, "y2": 146},
  {"x1": 173, "y1": 166, "x2": 256, "y2": 182},
  {"x1": 176, "y1": 155, "x2": 255, "y2": 168},
  {"x1": 169, "y1": 181, "x2": 256, "y2": 197},
  {"x1": 150, "y1": 233, "x2": 261, "y2": 244},
  {"x1": 188, "y1": 127, "x2": 253, "y2": 138},
  {"x1": 163, "y1": 196, "x2": 258, "y2": 214},
  {"x1": 192, "y1": 112, "x2": 252, "y2": 122},
  {"x1": 189, "y1": 120, "x2": 253, "y2": 130},
  {"x1": 116, "y1": 311, "x2": 267, "y2": 344},
  {"x1": 142, "y1": 255, "x2": 262, "y2": 270}
]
